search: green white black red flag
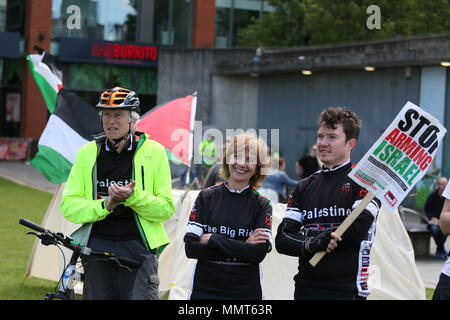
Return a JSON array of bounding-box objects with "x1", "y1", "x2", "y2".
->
[
  {"x1": 27, "y1": 51, "x2": 63, "y2": 113},
  {"x1": 30, "y1": 89, "x2": 102, "y2": 184}
]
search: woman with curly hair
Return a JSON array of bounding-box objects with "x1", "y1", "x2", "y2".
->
[{"x1": 184, "y1": 133, "x2": 273, "y2": 299}]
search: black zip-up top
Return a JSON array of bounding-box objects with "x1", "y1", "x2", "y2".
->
[
  {"x1": 275, "y1": 161, "x2": 380, "y2": 298},
  {"x1": 184, "y1": 183, "x2": 272, "y2": 300}
]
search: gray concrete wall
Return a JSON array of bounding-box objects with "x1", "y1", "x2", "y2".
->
[
  {"x1": 157, "y1": 48, "x2": 216, "y2": 124},
  {"x1": 257, "y1": 67, "x2": 422, "y2": 180},
  {"x1": 211, "y1": 74, "x2": 258, "y2": 132},
  {"x1": 156, "y1": 40, "x2": 448, "y2": 185},
  {"x1": 216, "y1": 34, "x2": 450, "y2": 75},
  {"x1": 157, "y1": 48, "x2": 258, "y2": 134}
]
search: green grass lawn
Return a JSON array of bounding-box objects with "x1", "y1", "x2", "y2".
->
[
  {"x1": 425, "y1": 287, "x2": 435, "y2": 300},
  {"x1": 0, "y1": 176, "x2": 58, "y2": 300}
]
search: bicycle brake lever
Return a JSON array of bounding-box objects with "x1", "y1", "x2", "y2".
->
[
  {"x1": 26, "y1": 231, "x2": 57, "y2": 246},
  {"x1": 26, "y1": 231, "x2": 39, "y2": 237}
]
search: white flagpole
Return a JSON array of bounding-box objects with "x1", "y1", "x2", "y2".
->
[{"x1": 184, "y1": 92, "x2": 197, "y2": 192}]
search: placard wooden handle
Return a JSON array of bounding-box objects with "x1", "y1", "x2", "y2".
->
[{"x1": 309, "y1": 192, "x2": 376, "y2": 267}]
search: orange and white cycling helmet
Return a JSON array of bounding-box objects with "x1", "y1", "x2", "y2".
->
[{"x1": 96, "y1": 87, "x2": 140, "y2": 113}]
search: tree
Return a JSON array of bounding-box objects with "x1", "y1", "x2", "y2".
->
[
  {"x1": 237, "y1": 0, "x2": 450, "y2": 47},
  {"x1": 237, "y1": 0, "x2": 308, "y2": 47}
]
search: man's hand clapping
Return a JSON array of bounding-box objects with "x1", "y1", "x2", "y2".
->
[{"x1": 105, "y1": 180, "x2": 136, "y2": 211}]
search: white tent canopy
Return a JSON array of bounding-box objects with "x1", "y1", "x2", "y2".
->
[{"x1": 25, "y1": 187, "x2": 425, "y2": 299}]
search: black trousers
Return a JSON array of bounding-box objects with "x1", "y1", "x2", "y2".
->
[
  {"x1": 294, "y1": 284, "x2": 367, "y2": 300},
  {"x1": 429, "y1": 223, "x2": 448, "y2": 253},
  {"x1": 82, "y1": 237, "x2": 159, "y2": 300},
  {"x1": 432, "y1": 272, "x2": 450, "y2": 300}
]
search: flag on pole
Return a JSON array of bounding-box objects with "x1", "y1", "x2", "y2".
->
[
  {"x1": 27, "y1": 49, "x2": 102, "y2": 184},
  {"x1": 27, "y1": 51, "x2": 63, "y2": 113},
  {"x1": 30, "y1": 89, "x2": 103, "y2": 184},
  {"x1": 136, "y1": 93, "x2": 197, "y2": 166},
  {"x1": 28, "y1": 49, "x2": 198, "y2": 182}
]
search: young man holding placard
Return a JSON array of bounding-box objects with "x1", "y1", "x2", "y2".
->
[
  {"x1": 433, "y1": 182, "x2": 450, "y2": 300},
  {"x1": 275, "y1": 107, "x2": 381, "y2": 300}
]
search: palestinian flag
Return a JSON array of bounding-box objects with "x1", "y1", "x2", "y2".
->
[
  {"x1": 136, "y1": 93, "x2": 197, "y2": 166},
  {"x1": 30, "y1": 89, "x2": 103, "y2": 184},
  {"x1": 27, "y1": 51, "x2": 63, "y2": 113}
]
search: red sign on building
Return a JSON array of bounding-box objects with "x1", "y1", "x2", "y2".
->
[{"x1": 59, "y1": 38, "x2": 159, "y2": 68}]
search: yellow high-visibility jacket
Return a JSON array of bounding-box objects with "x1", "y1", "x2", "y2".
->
[{"x1": 60, "y1": 133, "x2": 174, "y2": 251}]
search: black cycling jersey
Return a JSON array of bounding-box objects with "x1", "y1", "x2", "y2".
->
[
  {"x1": 184, "y1": 183, "x2": 272, "y2": 300},
  {"x1": 91, "y1": 135, "x2": 141, "y2": 241},
  {"x1": 275, "y1": 161, "x2": 380, "y2": 298}
]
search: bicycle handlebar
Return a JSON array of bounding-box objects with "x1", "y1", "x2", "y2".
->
[
  {"x1": 19, "y1": 217, "x2": 141, "y2": 268},
  {"x1": 19, "y1": 218, "x2": 46, "y2": 233}
]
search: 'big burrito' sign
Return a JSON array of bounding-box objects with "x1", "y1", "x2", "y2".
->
[{"x1": 349, "y1": 101, "x2": 446, "y2": 211}]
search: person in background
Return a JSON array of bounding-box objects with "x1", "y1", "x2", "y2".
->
[
  {"x1": 202, "y1": 137, "x2": 231, "y2": 189},
  {"x1": 259, "y1": 157, "x2": 298, "y2": 203},
  {"x1": 296, "y1": 144, "x2": 322, "y2": 179},
  {"x1": 184, "y1": 133, "x2": 272, "y2": 299},
  {"x1": 180, "y1": 165, "x2": 202, "y2": 189},
  {"x1": 432, "y1": 181, "x2": 450, "y2": 300},
  {"x1": 199, "y1": 135, "x2": 216, "y2": 181},
  {"x1": 202, "y1": 162, "x2": 225, "y2": 189},
  {"x1": 425, "y1": 176, "x2": 449, "y2": 259}
]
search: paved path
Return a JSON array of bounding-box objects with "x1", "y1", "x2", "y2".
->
[
  {"x1": 415, "y1": 241, "x2": 448, "y2": 288},
  {"x1": 0, "y1": 160, "x2": 57, "y2": 193}
]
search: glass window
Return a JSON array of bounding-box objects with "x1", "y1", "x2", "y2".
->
[
  {"x1": 5, "y1": 0, "x2": 26, "y2": 35},
  {"x1": 232, "y1": 6, "x2": 260, "y2": 46},
  {"x1": 215, "y1": 5, "x2": 230, "y2": 47},
  {"x1": 215, "y1": 0, "x2": 274, "y2": 47},
  {"x1": 2, "y1": 58, "x2": 22, "y2": 86},
  {"x1": 68, "y1": 63, "x2": 157, "y2": 96},
  {"x1": 234, "y1": 0, "x2": 263, "y2": 11},
  {"x1": 0, "y1": 0, "x2": 6, "y2": 32},
  {"x1": 153, "y1": 0, "x2": 192, "y2": 47},
  {"x1": 153, "y1": 0, "x2": 169, "y2": 44},
  {"x1": 1, "y1": 57, "x2": 23, "y2": 137},
  {"x1": 52, "y1": 0, "x2": 137, "y2": 42}
]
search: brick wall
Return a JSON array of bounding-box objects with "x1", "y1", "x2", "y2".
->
[
  {"x1": 192, "y1": 0, "x2": 215, "y2": 48},
  {"x1": 20, "y1": 0, "x2": 52, "y2": 139}
]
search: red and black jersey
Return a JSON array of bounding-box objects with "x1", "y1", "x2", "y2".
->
[
  {"x1": 184, "y1": 183, "x2": 272, "y2": 300},
  {"x1": 275, "y1": 161, "x2": 380, "y2": 298}
]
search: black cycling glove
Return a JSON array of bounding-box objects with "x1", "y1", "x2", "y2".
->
[{"x1": 304, "y1": 231, "x2": 332, "y2": 254}]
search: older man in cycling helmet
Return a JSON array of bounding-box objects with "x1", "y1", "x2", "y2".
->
[{"x1": 61, "y1": 87, "x2": 174, "y2": 300}]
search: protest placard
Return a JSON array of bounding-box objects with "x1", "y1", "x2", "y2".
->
[
  {"x1": 309, "y1": 101, "x2": 447, "y2": 267},
  {"x1": 349, "y1": 101, "x2": 446, "y2": 211}
]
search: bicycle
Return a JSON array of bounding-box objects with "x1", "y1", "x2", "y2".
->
[{"x1": 19, "y1": 218, "x2": 141, "y2": 300}]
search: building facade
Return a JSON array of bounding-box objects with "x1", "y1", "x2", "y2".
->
[
  {"x1": 157, "y1": 35, "x2": 450, "y2": 185},
  {"x1": 0, "y1": 0, "x2": 272, "y2": 141},
  {"x1": 1, "y1": 0, "x2": 449, "y2": 204}
]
